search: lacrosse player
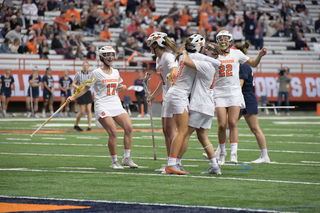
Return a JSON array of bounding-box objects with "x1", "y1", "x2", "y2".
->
[
  {"x1": 0, "y1": 68, "x2": 14, "y2": 117},
  {"x1": 26, "y1": 67, "x2": 41, "y2": 118}
]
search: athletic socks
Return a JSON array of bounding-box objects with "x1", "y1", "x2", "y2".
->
[
  {"x1": 261, "y1": 148, "x2": 268, "y2": 158},
  {"x1": 209, "y1": 156, "x2": 218, "y2": 167},
  {"x1": 124, "y1": 148, "x2": 131, "y2": 158},
  {"x1": 225, "y1": 129, "x2": 230, "y2": 143},
  {"x1": 168, "y1": 156, "x2": 177, "y2": 166},
  {"x1": 219, "y1": 141, "x2": 226, "y2": 153},
  {"x1": 111, "y1": 153, "x2": 118, "y2": 163},
  {"x1": 230, "y1": 141, "x2": 238, "y2": 154},
  {"x1": 176, "y1": 157, "x2": 182, "y2": 165}
]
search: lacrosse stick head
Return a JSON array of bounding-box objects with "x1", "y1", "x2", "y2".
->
[
  {"x1": 74, "y1": 78, "x2": 95, "y2": 95},
  {"x1": 143, "y1": 72, "x2": 153, "y2": 96}
]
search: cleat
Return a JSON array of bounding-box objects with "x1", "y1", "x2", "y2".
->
[
  {"x1": 111, "y1": 161, "x2": 124, "y2": 169},
  {"x1": 165, "y1": 165, "x2": 186, "y2": 175},
  {"x1": 230, "y1": 153, "x2": 238, "y2": 164},
  {"x1": 177, "y1": 164, "x2": 189, "y2": 174},
  {"x1": 122, "y1": 156, "x2": 138, "y2": 168},
  {"x1": 137, "y1": 114, "x2": 142, "y2": 118},
  {"x1": 27, "y1": 112, "x2": 31, "y2": 118},
  {"x1": 218, "y1": 151, "x2": 227, "y2": 166},
  {"x1": 155, "y1": 166, "x2": 166, "y2": 172},
  {"x1": 34, "y1": 113, "x2": 40, "y2": 118},
  {"x1": 202, "y1": 153, "x2": 208, "y2": 159},
  {"x1": 74, "y1": 125, "x2": 83, "y2": 131},
  {"x1": 215, "y1": 146, "x2": 221, "y2": 159},
  {"x1": 201, "y1": 166, "x2": 221, "y2": 175},
  {"x1": 144, "y1": 114, "x2": 150, "y2": 118},
  {"x1": 59, "y1": 112, "x2": 64, "y2": 117},
  {"x1": 87, "y1": 127, "x2": 91, "y2": 131},
  {"x1": 251, "y1": 156, "x2": 270, "y2": 163}
]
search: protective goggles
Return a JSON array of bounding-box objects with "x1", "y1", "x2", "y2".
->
[
  {"x1": 217, "y1": 36, "x2": 231, "y2": 42},
  {"x1": 101, "y1": 52, "x2": 115, "y2": 57},
  {"x1": 205, "y1": 45, "x2": 219, "y2": 55}
]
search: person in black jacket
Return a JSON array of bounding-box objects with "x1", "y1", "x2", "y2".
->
[
  {"x1": 243, "y1": 9, "x2": 256, "y2": 46},
  {"x1": 51, "y1": 33, "x2": 65, "y2": 55}
]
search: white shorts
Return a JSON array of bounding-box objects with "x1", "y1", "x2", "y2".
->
[
  {"x1": 95, "y1": 107, "x2": 127, "y2": 128},
  {"x1": 161, "y1": 101, "x2": 173, "y2": 118},
  {"x1": 163, "y1": 94, "x2": 189, "y2": 115},
  {"x1": 215, "y1": 95, "x2": 246, "y2": 109},
  {"x1": 188, "y1": 110, "x2": 214, "y2": 129}
]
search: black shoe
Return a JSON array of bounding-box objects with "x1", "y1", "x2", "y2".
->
[
  {"x1": 74, "y1": 125, "x2": 83, "y2": 131},
  {"x1": 87, "y1": 127, "x2": 91, "y2": 131}
]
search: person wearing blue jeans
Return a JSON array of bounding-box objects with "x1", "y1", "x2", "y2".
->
[{"x1": 277, "y1": 67, "x2": 292, "y2": 115}]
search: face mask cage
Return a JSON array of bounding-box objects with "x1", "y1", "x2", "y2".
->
[{"x1": 205, "y1": 45, "x2": 219, "y2": 55}]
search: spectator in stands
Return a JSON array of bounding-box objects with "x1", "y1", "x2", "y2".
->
[
  {"x1": 124, "y1": 36, "x2": 144, "y2": 65},
  {"x1": 295, "y1": 19, "x2": 307, "y2": 34},
  {"x1": 36, "y1": 0, "x2": 46, "y2": 16},
  {"x1": 22, "y1": 29, "x2": 34, "y2": 45},
  {"x1": 77, "y1": 34, "x2": 91, "y2": 51},
  {"x1": 173, "y1": 21, "x2": 186, "y2": 41},
  {"x1": 179, "y1": 6, "x2": 192, "y2": 27},
  {"x1": 35, "y1": 27, "x2": 47, "y2": 44},
  {"x1": 255, "y1": 17, "x2": 265, "y2": 50},
  {"x1": 69, "y1": 14, "x2": 82, "y2": 31},
  {"x1": 46, "y1": 0, "x2": 58, "y2": 11},
  {"x1": 126, "y1": 0, "x2": 140, "y2": 16},
  {"x1": 284, "y1": 16, "x2": 294, "y2": 37},
  {"x1": 224, "y1": 15, "x2": 235, "y2": 33},
  {"x1": 64, "y1": 46, "x2": 76, "y2": 59},
  {"x1": 54, "y1": 11, "x2": 69, "y2": 32},
  {"x1": 29, "y1": 17, "x2": 44, "y2": 31},
  {"x1": 38, "y1": 39, "x2": 50, "y2": 59},
  {"x1": 61, "y1": 34, "x2": 70, "y2": 49},
  {"x1": 101, "y1": 6, "x2": 112, "y2": 24},
  {"x1": 149, "y1": 0, "x2": 156, "y2": 12},
  {"x1": 109, "y1": 7, "x2": 122, "y2": 28},
  {"x1": 184, "y1": 26, "x2": 194, "y2": 37},
  {"x1": 168, "y1": 2, "x2": 180, "y2": 22},
  {"x1": 295, "y1": 0, "x2": 306, "y2": 14},
  {"x1": 26, "y1": 37, "x2": 37, "y2": 54},
  {"x1": 0, "y1": 1, "x2": 9, "y2": 23},
  {"x1": 69, "y1": 33, "x2": 79, "y2": 49},
  {"x1": 216, "y1": 7, "x2": 228, "y2": 27},
  {"x1": 3, "y1": 7, "x2": 13, "y2": 23},
  {"x1": 146, "y1": 21, "x2": 156, "y2": 37},
  {"x1": 86, "y1": 9, "x2": 99, "y2": 36},
  {"x1": 128, "y1": 19, "x2": 137, "y2": 34},
  {"x1": 160, "y1": 21, "x2": 169, "y2": 34},
  {"x1": 139, "y1": 0, "x2": 151, "y2": 18},
  {"x1": 298, "y1": 8, "x2": 313, "y2": 33},
  {"x1": 100, "y1": 25, "x2": 112, "y2": 41},
  {"x1": 315, "y1": 13, "x2": 320, "y2": 34},
  {"x1": 1, "y1": 22, "x2": 11, "y2": 38},
  {"x1": 132, "y1": 25, "x2": 146, "y2": 43},
  {"x1": 86, "y1": 45, "x2": 97, "y2": 60},
  {"x1": 277, "y1": 67, "x2": 292, "y2": 116},
  {"x1": 124, "y1": 11, "x2": 133, "y2": 26},
  {"x1": 16, "y1": 9, "x2": 26, "y2": 29},
  {"x1": 10, "y1": 38, "x2": 20, "y2": 53},
  {"x1": 66, "y1": 3, "x2": 81, "y2": 22},
  {"x1": 200, "y1": 0, "x2": 211, "y2": 13},
  {"x1": 42, "y1": 23, "x2": 51, "y2": 39},
  {"x1": 273, "y1": 22, "x2": 285, "y2": 37},
  {"x1": 5, "y1": 25, "x2": 21, "y2": 43},
  {"x1": 0, "y1": 38, "x2": 16, "y2": 53},
  {"x1": 273, "y1": 0, "x2": 282, "y2": 13},
  {"x1": 52, "y1": 22, "x2": 62, "y2": 37},
  {"x1": 119, "y1": 24, "x2": 130, "y2": 42},
  {"x1": 244, "y1": 9, "x2": 256, "y2": 45},
  {"x1": 22, "y1": 0, "x2": 38, "y2": 28},
  {"x1": 51, "y1": 33, "x2": 65, "y2": 55},
  {"x1": 59, "y1": 0, "x2": 69, "y2": 12},
  {"x1": 75, "y1": 46, "x2": 85, "y2": 59},
  {"x1": 294, "y1": 32, "x2": 309, "y2": 50},
  {"x1": 143, "y1": 12, "x2": 153, "y2": 25},
  {"x1": 212, "y1": 0, "x2": 225, "y2": 9},
  {"x1": 10, "y1": 15, "x2": 19, "y2": 30}
]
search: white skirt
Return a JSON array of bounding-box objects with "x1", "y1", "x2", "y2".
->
[
  {"x1": 215, "y1": 95, "x2": 246, "y2": 109},
  {"x1": 189, "y1": 110, "x2": 214, "y2": 129},
  {"x1": 95, "y1": 107, "x2": 127, "y2": 128},
  {"x1": 163, "y1": 94, "x2": 189, "y2": 115}
]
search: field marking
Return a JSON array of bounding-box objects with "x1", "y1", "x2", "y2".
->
[
  {"x1": 273, "y1": 121, "x2": 320, "y2": 125},
  {"x1": 0, "y1": 195, "x2": 287, "y2": 213},
  {"x1": 301, "y1": 161, "x2": 320, "y2": 164},
  {"x1": 0, "y1": 168, "x2": 319, "y2": 186},
  {"x1": 76, "y1": 136, "x2": 100, "y2": 139},
  {"x1": 1, "y1": 152, "x2": 320, "y2": 167},
  {"x1": 42, "y1": 137, "x2": 66, "y2": 140},
  {"x1": 6, "y1": 138, "x2": 31, "y2": 141},
  {"x1": 57, "y1": 167, "x2": 96, "y2": 170}
]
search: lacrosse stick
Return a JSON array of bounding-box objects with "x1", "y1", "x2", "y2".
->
[
  {"x1": 30, "y1": 86, "x2": 34, "y2": 116},
  {"x1": 143, "y1": 72, "x2": 156, "y2": 160},
  {"x1": 30, "y1": 78, "x2": 95, "y2": 137}
]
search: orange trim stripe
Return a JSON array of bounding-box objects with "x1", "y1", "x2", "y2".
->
[
  {"x1": 170, "y1": 156, "x2": 177, "y2": 158},
  {"x1": 125, "y1": 147, "x2": 131, "y2": 150},
  {"x1": 219, "y1": 141, "x2": 226, "y2": 144},
  {"x1": 230, "y1": 141, "x2": 238, "y2": 143},
  {"x1": 110, "y1": 153, "x2": 117, "y2": 155}
]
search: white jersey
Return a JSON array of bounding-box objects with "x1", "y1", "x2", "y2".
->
[
  {"x1": 214, "y1": 48, "x2": 249, "y2": 98},
  {"x1": 190, "y1": 59, "x2": 220, "y2": 116},
  {"x1": 87, "y1": 67, "x2": 123, "y2": 113},
  {"x1": 166, "y1": 52, "x2": 206, "y2": 99},
  {"x1": 156, "y1": 52, "x2": 177, "y2": 99}
]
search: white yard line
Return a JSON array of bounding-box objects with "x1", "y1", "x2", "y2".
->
[
  {"x1": 0, "y1": 195, "x2": 287, "y2": 213},
  {"x1": 6, "y1": 138, "x2": 31, "y2": 141},
  {"x1": 41, "y1": 137, "x2": 66, "y2": 140},
  {"x1": 1, "y1": 153, "x2": 320, "y2": 167},
  {"x1": 57, "y1": 167, "x2": 96, "y2": 170},
  {"x1": 0, "y1": 168, "x2": 318, "y2": 186},
  {"x1": 273, "y1": 122, "x2": 320, "y2": 125}
]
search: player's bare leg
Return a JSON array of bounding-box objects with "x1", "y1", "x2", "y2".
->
[
  {"x1": 227, "y1": 106, "x2": 240, "y2": 164},
  {"x1": 216, "y1": 107, "x2": 227, "y2": 165},
  {"x1": 86, "y1": 103, "x2": 92, "y2": 130}
]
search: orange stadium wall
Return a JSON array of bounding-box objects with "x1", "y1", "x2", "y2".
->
[{"x1": 1, "y1": 70, "x2": 320, "y2": 102}]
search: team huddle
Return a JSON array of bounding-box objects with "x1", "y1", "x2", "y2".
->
[{"x1": 1, "y1": 30, "x2": 270, "y2": 175}]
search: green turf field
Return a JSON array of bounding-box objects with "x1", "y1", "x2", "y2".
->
[{"x1": 0, "y1": 113, "x2": 319, "y2": 212}]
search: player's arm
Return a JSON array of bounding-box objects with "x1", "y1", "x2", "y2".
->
[
  {"x1": 182, "y1": 50, "x2": 196, "y2": 70},
  {"x1": 59, "y1": 81, "x2": 65, "y2": 91},
  {"x1": 245, "y1": 47, "x2": 267, "y2": 67},
  {"x1": 148, "y1": 80, "x2": 163, "y2": 104},
  {"x1": 11, "y1": 82, "x2": 14, "y2": 90},
  {"x1": 67, "y1": 85, "x2": 90, "y2": 102},
  {"x1": 240, "y1": 79, "x2": 244, "y2": 87},
  {"x1": 72, "y1": 79, "x2": 79, "y2": 89},
  {"x1": 117, "y1": 84, "x2": 126, "y2": 92},
  {"x1": 43, "y1": 81, "x2": 53, "y2": 94}
]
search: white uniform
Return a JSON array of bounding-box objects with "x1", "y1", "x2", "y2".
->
[
  {"x1": 214, "y1": 48, "x2": 249, "y2": 108},
  {"x1": 164, "y1": 52, "x2": 206, "y2": 115},
  {"x1": 87, "y1": 67, "x2": 127, "y2": 126},
  {"x1": 156, "y1": 52, "x2": 178, "y2": 117},
  {"x1": 188, "y1": 59, "x2": 220, "y2": 129}
]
